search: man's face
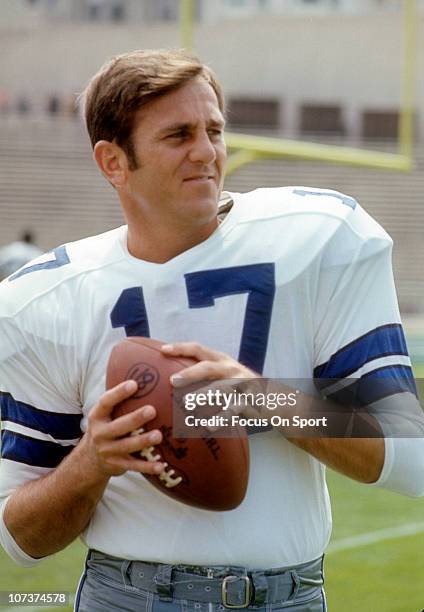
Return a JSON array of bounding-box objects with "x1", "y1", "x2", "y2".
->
[{"x1": 123, "y1": 77, "x2": 227, "y2": 228}]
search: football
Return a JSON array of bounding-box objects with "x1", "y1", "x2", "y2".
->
[{"x1": 106, "y1": 337, "x2": 250, "y2": 511}]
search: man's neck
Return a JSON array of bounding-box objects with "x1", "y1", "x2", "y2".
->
[{"x1": 126, "y1": 216, "x2": 220, "y2": 264}]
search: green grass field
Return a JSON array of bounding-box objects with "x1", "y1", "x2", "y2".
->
[
  {"x1": 1, "y1": 470, "x2": 423, "y2": 612},
  {"x1": 1, "y1": 365, "x2": 424, "y2": 611}
]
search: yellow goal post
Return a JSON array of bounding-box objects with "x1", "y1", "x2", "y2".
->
[{"x1": 180, "y1": 0, "x2": 417, "y2": 175}]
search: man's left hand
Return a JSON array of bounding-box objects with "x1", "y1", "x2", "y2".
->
[{"x1": 161, "y1": 342, "x2": 259, "y2": 387}]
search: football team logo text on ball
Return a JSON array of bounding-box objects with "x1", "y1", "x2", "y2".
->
[{"x1": 126, "y1": 362, "x2": 160, "y2": 398}]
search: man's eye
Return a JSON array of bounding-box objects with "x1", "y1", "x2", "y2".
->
[
  {"x1": 208, "y1": 128, "x2": 224, "y2": 140},
  {"x1": 169, "y1": 131, "x2": 188, "y2": 139}
]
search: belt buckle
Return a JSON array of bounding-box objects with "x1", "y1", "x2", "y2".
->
[{"x1": 221, "y1": 575, "x2": 251, "y2": 609}]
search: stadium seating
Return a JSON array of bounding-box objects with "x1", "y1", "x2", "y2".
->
[{"x1": 1, "y1": 118, "x2": 423, "y2": 313}]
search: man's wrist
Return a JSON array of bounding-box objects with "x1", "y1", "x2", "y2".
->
[{"x1": 67, "y1": 434, "x2": 112, "y2": 489}]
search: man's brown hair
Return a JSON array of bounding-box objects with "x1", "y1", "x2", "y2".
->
[{"x1": 82, "y1": 49, "x2": 225, "y2": 170}]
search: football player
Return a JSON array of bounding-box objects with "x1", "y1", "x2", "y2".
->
[{"x1": 1, "y1": 49, "x2": 423, "y2": 612}]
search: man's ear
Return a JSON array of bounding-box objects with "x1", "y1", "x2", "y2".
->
[{"x1": 93, "y1": 140, "x2": 129, "y2": 188}]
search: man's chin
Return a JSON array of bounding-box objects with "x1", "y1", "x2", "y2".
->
[
  {"x1": 183, "y1": 179, "x2": 219, "y2": 195},
  {"x1": 184, "y1": 195, "x2": 219, "y2": 224}
]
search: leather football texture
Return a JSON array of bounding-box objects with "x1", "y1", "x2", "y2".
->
[{"x1": 106, "y1": 337, "x2": 250, "y2": 511}]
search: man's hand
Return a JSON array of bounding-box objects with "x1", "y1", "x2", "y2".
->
[
  {"x1": 162, "y1": 342, "x2": 271, "y2": 422},
  {"x1": 83, "y1": 379, "x2": 165, "y2": 478},
  {"x1": 3, "y1": 379, "x2": 165, "y2": 559},
  {"x1": 161, "y1": 342, "x2": 384, "y2": 484},
  {"x1": 161, "y1": 342, "x2": 258, "y2": 386}
]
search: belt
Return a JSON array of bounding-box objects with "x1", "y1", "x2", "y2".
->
[{"x1": 109, "y1": 556, "x2": 325, "y2": 608}]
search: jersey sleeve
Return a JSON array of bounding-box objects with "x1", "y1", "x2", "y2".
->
[
  {"x1": 312, "y1": 202, "x2": 424, "y2": 496},
  {"x1": 313, "y1": 201, "x2": 414, "y2": 394},
  {"x1": 0, "y1": 277, "x2": 83, "y2": 564}
]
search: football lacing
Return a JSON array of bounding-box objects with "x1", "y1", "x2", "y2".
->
[{"x1": 131, "y1": 427, "x2": 183, "y2": 488}]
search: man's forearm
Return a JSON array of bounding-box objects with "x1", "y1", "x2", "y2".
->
[
  {"x1": 244, "y1": 378, "x2": 386, "y2": 483},
  {"x1": 275, "y1": 383, "x2": 385, "y2": 482},
  {"x1": 288, "y1": 436, "x2": 385, "y2": 483},
  {"x1": 2, "y1": 381, "x2": 164, "y2": 561},
  {"x1": 3, "y1": 436, "x2": 109, "y2": 559}
]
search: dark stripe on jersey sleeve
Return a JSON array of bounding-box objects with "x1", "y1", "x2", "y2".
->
[
  {"x1": 246, "y1": 424, "x2": 273, "y2": 436},
  {"x1": 8, "y1": 245, "x2": 70, "y2": 281},
  {"x1": 322, "y1": 365, "x2": 417, "y2": 407},
  {"x1": 314, "y1": 324, "x2": 409, "y2": 380},
  {"x1": 0, "y1": 393, "x2": 82, "y2": 440},
  {"x1": 1, "y1": 430, "x2": 75, "y2": 468},
  {"x1": 292, "y1": 189, "x2": 357, "y2": 209}
]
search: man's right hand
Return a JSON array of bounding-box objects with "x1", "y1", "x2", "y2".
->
[
  {"x1": 2, "y1": 379, "x2": 164, "y2": 560},
  {"x1": 83, "y1": 379, "x2": 165, "y2": 478}
]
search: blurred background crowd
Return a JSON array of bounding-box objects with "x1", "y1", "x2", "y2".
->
[{"x1": 0, "y1": 0, "x2": 423, "y2": 352}]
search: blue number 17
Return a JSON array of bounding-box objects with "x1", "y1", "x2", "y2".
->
[{"x1": 111, "y1": 263, "x2": 275, "y2": 374}]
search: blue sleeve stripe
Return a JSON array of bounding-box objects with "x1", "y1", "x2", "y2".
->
[
  {"x1": 8, "y1": 245, "x2": 70, "y2": 281},
  {"x1": 246, "y1": 424, "x2": 273, "y2": 436},
  {"x1": 0, "y1": 393, "x2": 82, "y2": 440},
  {"x1": 324, "y1": 365, "x2": 417, "y2": 406},
  {"x1": 293, "y1": 189, "x2": 357, "y2": 209},
  {"x1": 1, "y1": 430, "x2": 74, "y2": 468},
  {"x1": 314, "y1": 324, "x2": 409, "y2": 379}
]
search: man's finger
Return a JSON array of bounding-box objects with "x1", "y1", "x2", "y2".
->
[
  {"x1": 161, "y1": 342, "x2": 223, "y2": 362},
  {"x1": 91, "y1": 380, "x2": 138, "y2": 419},
  {"x1": 106, "y1": 456, "x2": 166, "y2": 475},
  {"x1": 101, "y1": 427, "x2": 163, "y2": 457},
  {"x1": 107, "y1": 405, "x2": 157, "y2": 438},
  {"x1": 170, "y1": 361, "x2": 223, "y2": 387}
]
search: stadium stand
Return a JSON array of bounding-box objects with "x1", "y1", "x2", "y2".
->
[{"x1": 0, "y1": 118, "x2": 423, "y2": 313}]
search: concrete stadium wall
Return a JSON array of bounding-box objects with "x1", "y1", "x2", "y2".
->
[{"x1": 0, "y1": 14, "x2": 423, "y2": 138}]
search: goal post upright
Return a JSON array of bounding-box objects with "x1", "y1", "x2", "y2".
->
[{"x1": 179, "y1": 0, "x2": 417, "y2": 175}]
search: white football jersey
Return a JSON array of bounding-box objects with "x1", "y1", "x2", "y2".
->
[{"x1": 0, "y1": 187, "x2": 417, "y2": 567}]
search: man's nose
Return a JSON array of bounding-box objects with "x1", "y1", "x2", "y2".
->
[{"x1": 188, "y1": 131, "x2": 217, "y2": 164}]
